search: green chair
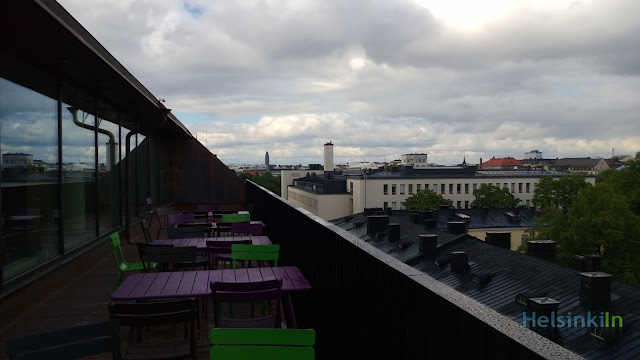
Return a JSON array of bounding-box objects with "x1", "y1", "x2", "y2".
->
[
  {"x1": 109, "y1": 232, "x2": 157, "y2": 289},
  {"x1": 231, "y1": 244, "x2": 280, "y2": 269},
  {"x1": 220, "y1": 213, "x2": 251, "y2": 223},
  {"x1": 209, "y1": 328, "x2": 315, "y2": 360}
]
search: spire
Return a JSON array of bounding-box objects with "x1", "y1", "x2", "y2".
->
[{"x1": 462, "y1": 156, "x2": 466, "y2": 164}]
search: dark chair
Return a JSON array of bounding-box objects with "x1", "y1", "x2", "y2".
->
[
  {"x1": 139, "y1": 219, "x2": 152, "y2": 244},
  {"x1": 209, "y1": 328, "x2": 316, "y2": 360},
  {"x1": 108, "y1": 298, "x2": 198, "y2": 360},
  {"x1": 205, "y1": 239, "x2": 251, "y2": 269},
  {"x1": 167, "y1": 213, "x2": 195, "y2": 227},
  {"x1": 166, "y1": 225, "x2": 209, "y2": 270},
  {"x1": 231, "y1": 222, "x2": 263, "y2": 236},
  {"x1": 5, "y1": 320, "x2": 121, "y2": 360},
  {"x1": 210, "y1": 279, "x2": 283, "y2": 328},
  {"x1": 136, "y1": 243, "x2": 199, "y2": 271},
  {"x1": 155, "y1": 206, "x2": 175, "y2": 240}
]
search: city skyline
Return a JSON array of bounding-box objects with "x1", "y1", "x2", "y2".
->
[{"x1": 54, "y1": 0, "x2": 640, "y2": 165}]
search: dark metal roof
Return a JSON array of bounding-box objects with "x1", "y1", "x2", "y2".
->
[{"x1": 331, "y1": 210, "x2": 640, "y2": 360}]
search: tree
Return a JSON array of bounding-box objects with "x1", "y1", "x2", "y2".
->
[
  {"x1": 532, "y1": 154, "x2": 640, "y2": 286},
  {"x1": 471, "y1": 184, "x2": 520, "y2": 208},
  {"x1": 402, "y1": 189, "x2": 452, "y2": 210},
  {"x1": 532, "y1": 175, "x2": 590, "y2": 210}
]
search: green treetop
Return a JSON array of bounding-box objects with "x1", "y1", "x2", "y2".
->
[
  {"x1": 471, "y1": 184, "x2": 520, "y2": 208},
  {"x1": 402, "y1": 189, "x2": 452, "y2": 210}
]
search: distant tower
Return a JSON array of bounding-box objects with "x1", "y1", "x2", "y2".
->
[
  {"x1": 324, "y1": 141, "x2": 334, "y2": 172},
  {"x1": 265, "y1": 151, "x2": 270, "y2": 169}
]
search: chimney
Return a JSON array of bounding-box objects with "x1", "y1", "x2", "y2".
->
[
  {"x1": 387, "y1": 223, "x2": 400, "y2": 242},
  {"x1": 409, "y1": 210, "x2": 420, "y2": 224},
  {"x1": 580, "y1": 272, "x2": 612, "y2": 309},
  {"x1": 418, "y1": 234, "x2": 437, "y2": 257},
  {"x1": 447, "y1": 221, "x2": 467, "y2": 235},
  {"x1": 323, "y1": 141, "x2": 334, "y2": 172},
  {"x1": 480, "y1": 157, "x2": 483, "y2": 166},
  {"x1": 424, "y1": 218, "x2": 437, "y2": 229},
  {"x1": 527, "y1": 297, "x2": 560, "y2": 339},
  {"x1": 526, "y1": 240, "x2": 556, "y2": 262},
  {"x1": 450, "y1": 251, "x2": 469, "y2": 273},
  {"x1": 571, "y1": 254, "x2": 602, "y2": 271},
  {"x1": 485, "y1": 232, "x2": 511, "y2": 249},
  {"x1": 367, "y1": 215, "x2": 389, "y2": 237}
]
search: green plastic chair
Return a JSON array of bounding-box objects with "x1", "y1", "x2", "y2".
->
[
  {"x1": 220, "y1": 213, "x2": 251, "y2": 223},
  {"x1": 209, "y1": 328, "x2": 315, "y2": 360},
  {"x1": 231, "y1": 244, "x2": 280, "y2": 269},
  {"x1": 109, "y1": 232, "x2": 157, "y2": 289}
]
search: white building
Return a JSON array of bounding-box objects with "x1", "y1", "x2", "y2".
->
[{"x1": 283, "y1": 165, "x2": 596, "y2": 220}]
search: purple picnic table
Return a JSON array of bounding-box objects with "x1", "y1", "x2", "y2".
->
[
  {"x1": 110, "y1": 266, "x2": 310, "y2": 328},
  {"x1": 152, "y1": 235, "x2": 271, "y2": 249}
]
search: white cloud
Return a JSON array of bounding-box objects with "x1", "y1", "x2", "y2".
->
[{"x1": 56, "y1": 0, "x2": 640, "y2": 165}]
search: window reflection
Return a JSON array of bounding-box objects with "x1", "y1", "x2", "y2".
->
[
  {"x1": 98, "y1": 114, "x2": 120, "y2": 234},
  {"x1": 62, "y1": 101, "x2": 96, "y2": 250},
  {"x1": 1, "y1": 77, "x2": 59, "y2": 281}
]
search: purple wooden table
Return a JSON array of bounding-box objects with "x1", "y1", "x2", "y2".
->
[
  {"x1": 152, "y1": 235, "x2": 271, "y2": 249},
  {"x1": 110, "y1": 266, "x2": 310, "y2": 328}
]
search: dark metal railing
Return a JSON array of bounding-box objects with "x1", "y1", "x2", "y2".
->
[{"x1": 246, "y1": 180, "x2": 582, "y2": 360}]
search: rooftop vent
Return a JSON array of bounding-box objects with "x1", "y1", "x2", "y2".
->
[
  {"x1": 424, "y1": 218, "x2": 437, "y2": 229},
  {"x1": 450, "y1": 251, "x2": 469, "y2": 273},
  {"x1": 527, "y1": 297, "x2": 560, "y2": 339},
  {"x1": 505, "y1": 211, "x2": 521, "y2": 222},
  {"x1": 418, "y1": 234, "x2": 437, "y2": 258},
  {"x1": 366, "y1": 215, "x2": 389, "y2": 237},
  {"x1": 527, "y1": 240, "x2": 556, "y2": 262},
  {"x1": 485, "y1": 232, "x2": 511, "y2": 249},
  {"x1": 572, "y1": 254, "x2": 602, "y2": 272},
  {"x1": 472, "y1": 272, "x2": 493, "y2": 285},
  {"x1": 387, "y1": 223, "x2": 400, "y2": 243},
  {"x1": 456, "y1": 213, "x2": 471, "y2": 222},
  {"x1": 409, "y1": 210, "x2": 420, "y2": 224},
  {"x1": 447, "y1": 221, "x2": 467, "y2": 235},
  {"x1": 434, "y1": 254, "x2": 451, "y2": 268},
  {"x1": 580, "y1": 272, "x2": 612, "y2": 309}
]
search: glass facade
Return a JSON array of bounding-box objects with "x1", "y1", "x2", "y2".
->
[
  {"x1": 1, "y1": 78, "x2": 59, "y2": 281},
  {"x1": 0, "y1": 75, "x2": 154, "y2": 285}
]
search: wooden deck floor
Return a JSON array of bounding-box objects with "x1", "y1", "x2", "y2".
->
[{"x1": 0, "y1": 224, "x2": 233, "y2": 359}]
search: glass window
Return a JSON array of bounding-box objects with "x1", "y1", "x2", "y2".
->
[
  {"x1": 416, "y1": 184, "x2": 421, "y2": 192},
  {"x1": 61, "y1": 93, "x2": 97, "y2": 251},
  {"x1": 457, "y1": 201, "x2": 461, "y2": 209},
  {"x1": 526, "y1": 183, "x2": 530, "y2": 193},
  {"x1": 1, "y1": 77, "x2": 60, "y2": 281},
  {"x1": 449, "y1": 184, "x2": 453, "y2": 194},
  {"x1": 383, "y1": 201, "x2": 388, "y2": 209},
  {"x1": 464, "y1": 183, "x2": 469, "y2": 194},
  {"x1": 472, "y1": 183, "x2": 477, "y2": 192},
  {"x1": 518, "y1": 183, "x2": 523, "y2": 193},
  {"x1": 97, "y1": 109, "x2": 120, "y2": 235},
  {"x1": 392, "y1": 184, "x2": 396, "y2": 195},
  {"x1": 457, "y1": 184, "x2": 461, "y2": 194},
  {"x1": 511, "y1": 183, "x2": 515, "y2": 193},
  {"x1": 464, "y1": 201, "x2": 469, "y2": 209},
  {"x1": 383, "y1": 184, "x2": 388, "y2": 195},
  {"x1": 440, "y1": 184, "x2": 445, "y2": 194},
  {"x1": 399, "y1": 184, "x2": 405, "y2": 194},
  {"x1": 391, "y1": 202, "x2": 397, "y2": 210},
  {"x1": 408, "y1": 184, "x2": 413, "y2": 194}
]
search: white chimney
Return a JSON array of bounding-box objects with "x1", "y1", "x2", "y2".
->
[{"x1": 324, "y1": 141, "x2": 334, "y2": 171}]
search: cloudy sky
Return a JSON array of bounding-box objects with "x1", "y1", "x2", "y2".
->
[{"x1": 56, "y1": 0, "x2": 639, "y2": 166}]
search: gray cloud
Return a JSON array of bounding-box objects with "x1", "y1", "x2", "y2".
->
[{"x1": 51, "y1": 0, "x2": 640, "y2": 165}]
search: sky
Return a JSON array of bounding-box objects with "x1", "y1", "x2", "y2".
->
[{"x1": 55, "y1": 0, "x2": 640, "y2": 166}]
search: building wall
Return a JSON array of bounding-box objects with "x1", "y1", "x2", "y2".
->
[
  {"x1": 287, "y1": 186, "x2": 351, "y2": 220},
  {"x1": 280, "y1": 169, "x2": 324, "y2": 200},
  {"x1": 348, "y1": 175, "x2": 596, "y2": 213}
]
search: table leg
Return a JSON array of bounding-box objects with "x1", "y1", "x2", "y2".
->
[{"x1": 282, "y1": 293, "x2": 297, "y2": 329}]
